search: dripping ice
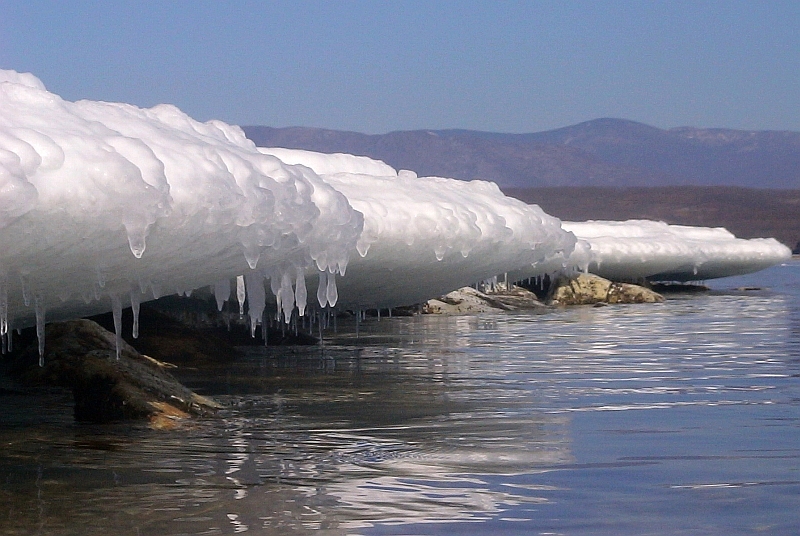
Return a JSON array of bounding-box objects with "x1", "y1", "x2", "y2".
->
[{"x1": 0, "y1": 69, "x2": 791, "y2": 362}]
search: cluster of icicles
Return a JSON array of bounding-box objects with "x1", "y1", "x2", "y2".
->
[
  {"x1": 0, "y1": 263, "x2": 344, "y2": 367},
  {"x1": 225, "y1": 266, "x2": 341, "y2": 337}
]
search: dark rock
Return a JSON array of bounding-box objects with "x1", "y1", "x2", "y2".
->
[
  {"x1": 649, "y1": 282, "x2": 710, "y2": 294},
  {"x1": 11, "y1": 319, "x2": 220, "y2": 427}
]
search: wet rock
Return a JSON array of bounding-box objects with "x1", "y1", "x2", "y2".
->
[
  {"x1": 549, "y1": 273, "x2": 664, "y2": 305},
  {"x1": 649, "y1": 282, "x2": 710, "y2": 294},
  {"x1": 11, "y1": 319, "x2": 220, "y2": 426},
  {"x1": 424, "y1": 285, "x2": 545, "y2": 314}
]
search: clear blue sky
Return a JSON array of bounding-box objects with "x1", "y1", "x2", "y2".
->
[{"x1": 1, "y1": 0, "x2": 798, "y2": 134}]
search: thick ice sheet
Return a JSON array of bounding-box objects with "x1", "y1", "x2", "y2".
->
[
  {"x1": 563, "y1": 220, "x2": 792, "y2": 281},
  {"x1": 0, "y1": 70, "x2": 577, "y2": 340},
  {"x1": 0, "y1": 69, "x2": 792, "y2": 353},
  {"x1": 0, "y1": 70, "x2": 363, "y2": 335},
  {"x1": 260, "y1": 148, "x2": 578, "y2": 308}
]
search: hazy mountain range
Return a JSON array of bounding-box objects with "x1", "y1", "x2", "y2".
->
[
  {"x1": 243, "y1": 118, "x2": 800, "y2": 189},
  {"x1": 242, "y1": 119, "x2": 800, "y2": 248}
]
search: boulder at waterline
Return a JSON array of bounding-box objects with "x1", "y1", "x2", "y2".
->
[
  {"x1": 10, "y1": 319, "x2": 220, "y2": 427},
  {"x1": 549, "y1": 273, "x2": 664, "y2": 305},
  {"x1": 424, "y1": 285, "x2": 546, "y2": 314}
]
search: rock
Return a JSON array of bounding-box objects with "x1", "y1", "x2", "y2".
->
[
  {"x1": 549, "y1": 273, "x2": 664, "y2": 305},
  {"x1": 423, "y1": 285, "x2": 545, "y2": 314},
  {"x1": 486, "y1": 284, "x2": 548, "y2": 310},
  {"x1": 649, "y1": 282, "x2": 710, "y2": 294},
  {"x1": 11, "y1": 319, "x2": 220, "y2": 427}
]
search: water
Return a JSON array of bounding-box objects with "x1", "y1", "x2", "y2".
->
[{"x1": 2, "y1": 262, "x2": 799, "y2": 535}]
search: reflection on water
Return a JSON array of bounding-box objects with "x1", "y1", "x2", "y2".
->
[{"x1": 2, "y1": 262, "x2": 800, "y2": 535}]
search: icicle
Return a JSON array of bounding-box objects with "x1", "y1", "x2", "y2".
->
[
  {"x1": 377, "y1": 308, "x2": 381, "y2": 321},
  {"x1": 317, "y1": 271, "x2": 328, "y2": 307},
  {"x1": 261, "y1": 311, "x2": 268, "y2": 345},
  {"x1": 244, "y1": 272, "x2": 266, "y2": 338},
  {"x1": 356, "y1": 240, "x2": 371, "y2": 258},
  {"x1": 236, "y1": 275, "x2": 246, "y2": 317},
  {"x1": 125, "y1": 225, "x2": 147, "y2": 259},
  {"x1": 34, "y1": 295, "x2": 45, "y2": 367},
  {"x1": 130, "y1": 289, "x2": 141, "y2": 339},
  {"x1": 243, "y1": 245, "x2": 260, "y2": 270},
  {"x1": 0, "y1": 280, "x2": 7, "y2": 339},
  {"x1": 269, "y1": 271, "x2": 281, "y2": 297},
  {"x1": 111, "y1": 294, "x2": 122, "y2": 360},
  {"x1": 280, "y1": 271, "x2": 294, "y2": 323},
  {"x1": 21, "y1": 277, "x2": 30, "y2": 307},
  {"x1": 295, "y1": 269, "x2": 307, "y2": 317},
  {"x1": 326, "y1": 271, "x2": 338, "y2": 307},
  {"x1": 355, "y1": 308, "x2": 360, "y2": 339},
  {"x1": 214, "y1": 278, "x2": 231, "y2": 312}
]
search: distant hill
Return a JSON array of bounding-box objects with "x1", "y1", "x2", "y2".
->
[{"x1": 243, "y1": 119, "x2": 800, "y2": 188}]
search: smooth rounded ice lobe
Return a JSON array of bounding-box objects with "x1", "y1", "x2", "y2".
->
[
  {"x1": 563, "y1": 220, "x2": 792, "y2": 281},
  {"x1": 0, "y1": 70, "x2": 362, "y2": 330},
  {"x1": 259, "y1": 148, "x2": 579, "y2": 309}
]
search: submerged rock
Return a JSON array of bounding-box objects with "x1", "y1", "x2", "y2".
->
[
  {"x1": 11, "y1": 319, "x2": 220, "y2": 427},
  {"x1": 424, "y1": 285, "x2": 545, "y2": 314},
  {"x1": 549, "y1": 273, "x2": 664, "y2": 305}
]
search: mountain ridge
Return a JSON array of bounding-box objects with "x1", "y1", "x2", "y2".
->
[{"x1": 243, "y1": 119, "x2": 800, "y2": 189}]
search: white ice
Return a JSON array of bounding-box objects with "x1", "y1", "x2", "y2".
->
[
  {"x1": 259, "y1": 148, "x2": 578, "y2": 309},
  {"x1": 0, "y1": 70, "x2": 362, "y2": 338},
  {"x1": 0, "y1": 69, "x2": 792, "y2": 361},
  {"x1": 0, "y1": 70, "x2": 577, "y2": 354},
  {"x1": 563, "y1": 220, "x2": 791, "y2": 281}
]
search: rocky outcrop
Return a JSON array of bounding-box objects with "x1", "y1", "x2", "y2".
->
[
  {"x1": 549, "y1": 273, "x2": 664, "y2": 305},
  {"x1": 11, "y1": 319, "x2": 220, "y2": 427},
  {"x1": 423, "y1": 285, "x2": 545, "y2": 314}
]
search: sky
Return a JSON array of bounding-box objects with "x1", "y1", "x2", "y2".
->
[{"x1": 1, "y1": 0, "x2": 799, "y2": 134}]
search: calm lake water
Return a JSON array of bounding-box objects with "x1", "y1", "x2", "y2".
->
[{"x1": 2, "y1": 261, "x2": 799, "y2": 535}]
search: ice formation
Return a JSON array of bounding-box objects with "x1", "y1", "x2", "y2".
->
[
  {"x1": 0, "y1": 69, "x2": 792, "y2": 362},
  {"x1": 563, "y1": 220, "x2": 792, "y2": 281},
  {"x1": 259, "y1": 148, "x2": 578, "y2": 308},
  {"x1": 0, "y1": 70, "x2": 363, "y2": 353},
  {"x1": 0, "y1": 70, "x2": 577, "y2": 359}
]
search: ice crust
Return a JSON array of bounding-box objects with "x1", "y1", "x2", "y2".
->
[
  {"x1": 259, "y1": 148, "x2": 579, "y2": 308},
  {"x1": 0, "y1": 69, "x2": 792, "y2": 360},
  {"x1": 563, "y1": 220, "x2": 792, "y2": 281},
  {"x1": 0, "y1": 70, "x2": 363, "y2": 340}
]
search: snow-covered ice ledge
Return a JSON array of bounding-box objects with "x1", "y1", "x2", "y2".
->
[
  {"x1": 0, "y1": 69, "x2": 791, "y2": 361},
  {"x1": 0, "y1": 70, "x2": 577, "y2": 358},
  {"x1": 563, "y1": 220, "x2": 791, "y2": 282}
]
